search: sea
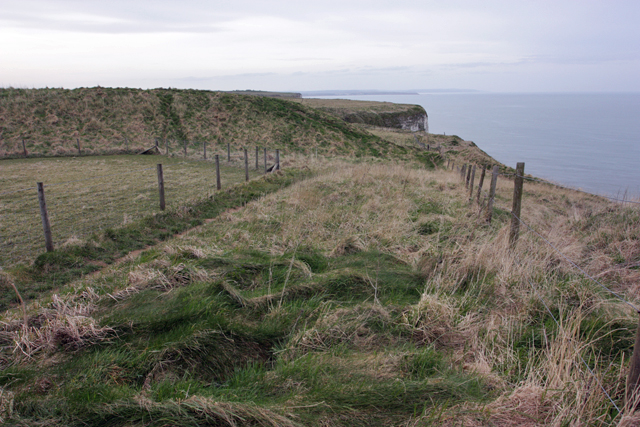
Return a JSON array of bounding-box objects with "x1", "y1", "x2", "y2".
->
[{"x1": 311, "y1": 93, "x2": 640, "y2": 198}]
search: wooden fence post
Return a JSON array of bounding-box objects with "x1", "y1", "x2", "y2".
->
[
  {"x1": 157, "y1": 164, "x2": 165, "y2": 211},
  {"x1": 227, "y1": 143, "x2": 231, "y2": 162},
  {"x1": 244, "y1": 148, "x2": 249, "y2": 181},
  {"x1": 22, "y1": 138, "x2": 27, "y2": 157},
  {"x1": 486, "y1": 165, "x2": 499, "y2": 223},
  {"x1": 627, "y1": 315, "x2": 640, "y2": 409},
  {"x1": 184, "y1": 140, "x2": 187, "y2": 157},
  {"x1": 215, "y1": 155, "x2": 221, "y2": 190},
  {"x1": 204, "y1": 141, "x2": 207, "y2": 160},
  {"x1": 255, "y1": 146, "x2": 259, "y2": 170},
  {"x1": 165, "y1": 139, "x2": 169, "y2": 155},
  {"x1": 264, "y1": 148, "x2": 267, "y2": 174},
  {"x1": 76, "y1": 138, "x2": 81, "y2": 155},
  {"x1": 469, "y1": 165, "x2": 476, "y2": 200},
  {"x1": 460, "y1": 164, "x2": 466, "y2": 180},
  {"x1": 447, "y1": 159, "x2": 450, "y2": 169},
  {"x1": 508, "y1": 162, "x2": 525, "y2": 249},
  {"x1": 125, "y1": 137, "x2": 129, "y2": 151},
  {"x1": 465, "y1": 164, "x2": 472, "y2": 188},
  {"x1": 427, "y1": 144, "x2": 430, "y2": 151},
  {"x1": 275, "y1": 149, "x2": 280, "y2": 170},
  {"x1": 451, "y1": 161, "x2": 454, "y2": 171},
  {"x1": 476, "y1": 167, "x2": 486, "y2": 203},
  {"x1": 37, "y1": 183, "x2": 53, "y2": 252}
]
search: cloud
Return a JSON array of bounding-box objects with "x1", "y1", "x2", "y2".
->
[{"x1": 1, "y1": 0, "x2": 639, "y2": 91}]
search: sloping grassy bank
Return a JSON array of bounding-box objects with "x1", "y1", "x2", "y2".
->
[
  {"x1": 3, "y1": 168, "x2": 312, "y2": 310},
  {"x1": 0, "y1": 88, "x2": 413, "y2": 159},
  {"x1": 2, "y1": 160, "x2": 638, "y2": 425}
]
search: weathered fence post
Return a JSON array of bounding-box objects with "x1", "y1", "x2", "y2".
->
[
  {"x1": 37, "y1": 183, "x2": 53, "y2": 252},
  {"x1": 165, "y1": 139, "x2": 169, "y2": 155},
  {"x1": 447, "y1": 159, "x2": 450, "y2": 169},
  {"x1": 255, "y1": 146, "x2": 259, "y2": 170},
  {"x1": 125, "y1": 137, "x2": 129, "y2": 151},
  {"x1": 157, "y1": 164, "x2": 165, "y2": 211},
  {"x1": 451, "y1": 161, "x2": 454, "y2": 171},
  {"x1": 476, "y1": 167, "x2": 486, "y2": 203},
  {"x1": 460, "y1": 164, "x2": 466, "y2": 180},
  {"x1": 244, "y1": 148, "x2": 249, "y2": 181},
  {"x1": 427, "y1": 144, "x2": 430, "y2": 151},
  {"x1": 204, "y1": 141, "x2": 207, "y2": 160},
  {"x1": 184, "y1": 140, "x2": 187, "y2": 157},
  {"x1": 627, "y1": 315, "x2": 640, "y2": 409},
  {"x1": 465, "y1": 164, "x2": 472, "y2": 188},
  {"x1": 469, "y1": 165, "x2": 476, "y2": 200},
  {"x1": 264, "y1": 148, "x2": 268, "y2": 174},
  {"x1": 227, "y1": 143, "x2": 231, "y2": 162},
  {"x1": 508, "y1": 162, "x2": 525, "y2": 249},
  {"x1": 486, "y1": 165, "x2": 499, "y2": 223},
  {"x1": 215, "y1": 155, "x2": 221, "y2": 190},
  {"x1": 76, "y1": 138, "x2": 81, "y2": 155},
  {"x1": 275, "y1": 149, "x2": 280, "y2": 170},
  {"x1": 22, "y1": 138, "x2": 27, "y2": 157}
]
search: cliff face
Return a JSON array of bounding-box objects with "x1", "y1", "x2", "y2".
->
[{"x1": 341, "y1": 106, "x2": 428, "y2": 132}]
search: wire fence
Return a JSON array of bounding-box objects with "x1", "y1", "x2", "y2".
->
[
  {"x1": 0, "y1": 147, "x2": 281, "y2": 267},
  {"x1": 448, "y1": 157, "x2": 640, "y2": 419}
]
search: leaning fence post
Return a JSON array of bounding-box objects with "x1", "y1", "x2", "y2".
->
[
  {"x1": 244, "y1": 148, "x2": 249, "y2": 181},
  {"x1": 204, "y1": 141, "x2": 207, "y2": 160},
  {"x1": 37, "y1": 183, "x2": 53, "y2": 252},
  {"x1": 627, "y1": 315, "x2": 640, "y2": 409},
  {"x1": 275, "y1": 149, "x2": 280, "y2": 170},
  {"x1": 486, "y1": 165, "x2": 499, "y2": 223},
  {"x1": 460, "y1": 164, "x2": 466, "y2": 180},
  {"x1": 469, "y1": 165, "x2": 476, "y2": 200},
  {"x1": 509, "y1": 162, "x2": 525, "y2": 249},
  {"x1": 76, "y1": 138, "x2": 81, "y2": 155},
  {"x1": 227, "y1": 143, "x2": 231, "y2": 162},
  {"x1": 476, "y1": 167, "x2": 486, "y2": 203},
  {"x1": 157, "y1": 164, "x2": 165, "y2": 211},
  {"x1": 184, "y1": 140, "x2": 187, "y2": 157},
  {"x1": 465, "y1": 164, "x2": 472, "y2": 188},
  {"x1": 264, "y1": 148, "x2": 267, "y2": 174},
  {"x1": 451, "y1": 161, "x2": 454, "y2": 171},
  {"x1": 22, "y1": 138, "x2": 27, "y2": 157},
  {"x1": 215, "y1": 155, "x2": 221, "y2": 190}
]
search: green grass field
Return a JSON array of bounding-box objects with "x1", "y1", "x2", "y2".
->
[{"x1": 0, "y1": 153, "x2": 269, "y2": 266}]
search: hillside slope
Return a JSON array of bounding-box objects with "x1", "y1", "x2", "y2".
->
[
  {"x1": 0, "y1": 88, "x2": 410, "y2": 158},
  {"x1": 1, "y1": 157, "x2": 639, "y2": 426}
]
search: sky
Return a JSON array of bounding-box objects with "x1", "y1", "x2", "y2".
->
[{"x1": 1, "y1": 0, "x2": 639, "y2": 92}]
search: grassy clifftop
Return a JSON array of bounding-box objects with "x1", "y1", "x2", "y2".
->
[{"x1": 295, "y1": 98, "x2": 428, "y2": 130}]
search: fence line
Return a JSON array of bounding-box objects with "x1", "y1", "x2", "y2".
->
[
  {"x1": 450, "y1": 158, "x2": 640, "y2": 414},
  {"x1": 1, "y1": 146, "x2": 283, "y2": 266}
]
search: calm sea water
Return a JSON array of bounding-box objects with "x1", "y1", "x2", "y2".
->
[{"x1": 314, "y1": 93, "x2": 640, "y2": 197}]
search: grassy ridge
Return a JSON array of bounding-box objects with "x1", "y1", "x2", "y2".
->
[{"x1": 2, "y1": 159, "x2": 638, "y2": 425}]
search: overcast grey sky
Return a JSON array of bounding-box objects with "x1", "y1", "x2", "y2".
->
[{"x1": 1, "y1": 0, "x2": 638, "y2": 92}]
